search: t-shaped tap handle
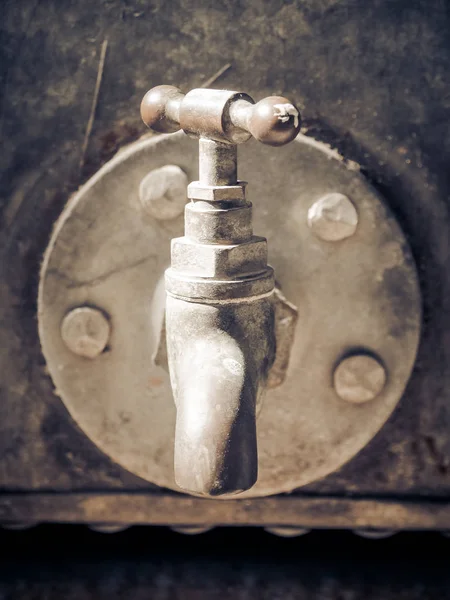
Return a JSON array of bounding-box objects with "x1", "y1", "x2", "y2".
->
[{"x1": 141, "y1": 85, "x2": 301, "y2": 147}]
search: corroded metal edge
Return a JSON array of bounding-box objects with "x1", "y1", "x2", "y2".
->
[{"x1": 0, "y1": 493, "x2": 450, "y2": 530}]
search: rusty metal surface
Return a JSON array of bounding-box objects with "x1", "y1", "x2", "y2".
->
[
  {"x1": 3, "y1": 492, "x2": 450, "y2": 530},
  {"x1": 1, "y1": 0, "x2": 450, "y2": 524}
]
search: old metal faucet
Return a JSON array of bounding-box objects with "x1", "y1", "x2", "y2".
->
[{"x1": 141, "y1": 85, "x2": 301, "y2": 496}]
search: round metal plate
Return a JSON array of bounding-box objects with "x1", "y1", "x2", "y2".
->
[{"x1": 38, "y1": 132, "x2": 421, "y2": 498}]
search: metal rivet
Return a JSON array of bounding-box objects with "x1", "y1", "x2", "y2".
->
[
  {"x1": 61, "y1": 307, "x2": 110, "y2": 359},
  {"x1": 265, "y1": 527, "x2": 310, "y2": 538},
  {"x1": 354, "y1": 529, "x2": 395, "y2": 539},
  {"x1": 88, "y1": 524, "x2": 130, "y2": 533},
  {"x1": 171, "y1": 526, "x2": 213, "y2": 535},
  {"x1": 139, "y1": 164, "x2": 188, "y2": 220},
  {"x1": 2, "y1": 522, "x2": 38, "y2": 530},
  {"x1": 308, "y1": 193, "x2": 358, "y2": 241},
  {"x1": 334, "y1": 354, "x2": 387, "y2": 404}
]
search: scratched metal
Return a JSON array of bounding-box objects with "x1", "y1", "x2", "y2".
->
[{"x1": 1, "y1": 0, "x2": 450, "y2": 513}]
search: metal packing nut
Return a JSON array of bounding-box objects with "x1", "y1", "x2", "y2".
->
[
  {"x1": 185, "y1": 201, "x2": 253, "y2": 245},
  {"x1": 187, "y1": 181, "x2": 247, "y2": 202},
  {"x1": 171, "y1": 236, "x2": 268, "y2": 279}
]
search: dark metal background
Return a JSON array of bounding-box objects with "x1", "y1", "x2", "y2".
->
[
  {"x1": 1, "y1": 0, "x2": 450, "y2": 508},
  {"x1": 1, "y1": 526, "x2": 450, "y2": 599}
]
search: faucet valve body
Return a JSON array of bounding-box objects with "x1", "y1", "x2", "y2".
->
[
  {"x1": 141, "y1": 85, "x2": 300, "y2": 496},
  {"x1": 166, "y1": 182, "x2": 274, "y2": 302}
]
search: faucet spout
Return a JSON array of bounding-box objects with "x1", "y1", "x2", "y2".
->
[
  {"x1": 166, "y1": 297, "x2": 274, "y2": 496},
  {"x1": 164, "y1": 162, "x2": 276, "y2": 496}
]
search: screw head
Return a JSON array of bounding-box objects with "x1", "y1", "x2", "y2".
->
[
  {"x1": 139, "y1": 164, "x2": 188, "y2": 220},
  {"x1": 61, "y1": 307, "x2": 110, "y2": 359},
  {"x1": 308, "y1": 193, "x2": 358, "y2": 241},
  {"x1": 334, "y1": 354, "x2": 387, "y2": 404}
]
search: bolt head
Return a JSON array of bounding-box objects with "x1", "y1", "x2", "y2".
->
[
  {"x1": 61, "y1": 307, "x2": 110, "y2": 359},
  {"x1": 139, "y1": 165, "x2": 188, "y2": 220},
  {"x1": 334, "y1": 354, "x2": 387, "y2": 404},
  {"x1": 308, "y1": 193, "x2": 358, "y2": 241}
]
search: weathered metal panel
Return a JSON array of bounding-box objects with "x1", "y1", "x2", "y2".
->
[{"x1": 1, "y1": 0, "x2": 450, "y2": 525}]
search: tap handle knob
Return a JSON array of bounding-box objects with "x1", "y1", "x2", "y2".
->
[
  {"x1": 141, "y1": 85, "x2": 301, "y2": 147},
  {"x1": 246, "y1": 95, "x2": 301, "y2": 146},
  {"x1": 140, "y1": 85, "x2": 185, "y2": 134}
]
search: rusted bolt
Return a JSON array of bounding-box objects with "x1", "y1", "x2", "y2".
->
[
  {"x1": 139, "y1": 164, "x2": 188, "y2": 220},
  {"x1": 61, "y1": 307, "x2": 110, "y2": 359},
  {"x1": 333, "y1": 354, "x2": 387, "y2": 404},
  {"x1": 308, "y1": 193, "x2": 358, "y2": 241}
]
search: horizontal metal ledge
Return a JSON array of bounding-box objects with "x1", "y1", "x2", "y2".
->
[{"x1": 0, "y1": 493, "x2": 450, "y2": 530}]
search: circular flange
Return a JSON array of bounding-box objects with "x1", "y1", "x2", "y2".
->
[{"x1": 38, "y1": 131, "x2": 421, "y2": 498}]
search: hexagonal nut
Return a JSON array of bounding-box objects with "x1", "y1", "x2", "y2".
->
[
  {"x1": 171, "y1": 236, "x2": 268, "y2": 278},
  {"x1": 308, "y1": 193, "x2": 358, "y2": 242},
  {"x1": 185, "y1": 201, "x2": 253, "y2": 244},
  {"x1": 187, "y1": 181, "x2": 247, "y2": 202}
]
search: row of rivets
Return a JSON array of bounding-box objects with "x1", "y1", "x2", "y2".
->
[{"x1": 5, "y1": 524, "x2": 450, "y2": 538}]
